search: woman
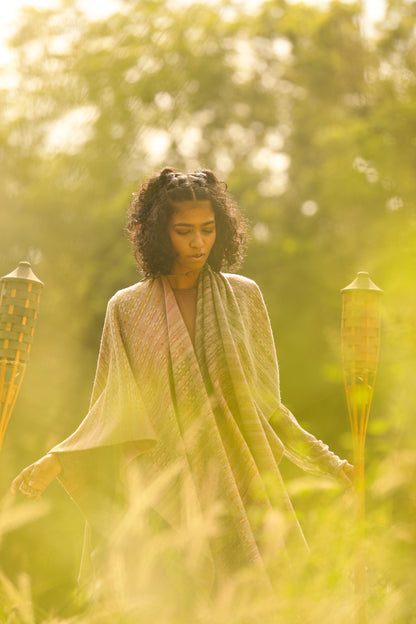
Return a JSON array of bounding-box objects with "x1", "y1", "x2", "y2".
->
[{"x1": 11, "y1": 167, "x2": 352, "y2": 583}]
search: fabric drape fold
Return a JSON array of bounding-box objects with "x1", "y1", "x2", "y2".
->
[{"x1": 50, "y1": 266, "x2": 345, "y2": 570}]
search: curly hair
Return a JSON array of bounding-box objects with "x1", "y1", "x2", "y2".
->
[{"x1": 126, "y1": 167, "x2": 248, "y2": 278}]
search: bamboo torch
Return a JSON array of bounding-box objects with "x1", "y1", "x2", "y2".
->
[
  {"x1": 341, "y1": 271, "x2": 382, "y2": 623},
  {"x1": 0, "y1": 261, "x2": 44, "y2": 452}
]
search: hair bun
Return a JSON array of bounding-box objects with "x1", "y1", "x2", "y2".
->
[
  {"x1": 159, "y1": 167, "x2": 177, "y2": 185},
  {"x1": 198, "y1": 169, "x2": 218, "y2": 186}
]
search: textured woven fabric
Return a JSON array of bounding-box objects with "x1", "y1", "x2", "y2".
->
[{"x1": 51, "y1": 266, "x2": 346, "y2": 569}]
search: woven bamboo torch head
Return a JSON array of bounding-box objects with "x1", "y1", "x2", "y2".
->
[
  {"x1": 341, "y1": 272, "x2": 382, "y2": 415},
  {"x1": 0, "y1": 261, "x2": 44, "y2": 452},
  {"x1": 0, "y1": 261, "x2": 44, "y2": 364}
]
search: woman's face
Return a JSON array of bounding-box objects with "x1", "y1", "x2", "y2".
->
[{"x1": 168, "y1": 200, "x2": 216, "y2": 275}]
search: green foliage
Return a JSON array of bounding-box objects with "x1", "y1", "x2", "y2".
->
[{"x1": 0, "y1": 0, "x2": 415, "y2": 619}]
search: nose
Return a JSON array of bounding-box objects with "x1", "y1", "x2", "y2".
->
[{"x1": 190, "y1": 231, "x2": 203, "y2": 249}]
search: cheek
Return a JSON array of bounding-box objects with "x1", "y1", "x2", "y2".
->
[{"x1": 169, "y1": 234, "x2": 185, "y2": 255}]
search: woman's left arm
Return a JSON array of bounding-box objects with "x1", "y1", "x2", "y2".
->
[
  {"x1": 239, "y1": 277, "x2": 353, "y2": 487},
  {"x1": 269, "y1": 403, "x2": 353, "y2": 487}
]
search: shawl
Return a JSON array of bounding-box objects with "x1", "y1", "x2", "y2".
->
[{"x1": 51, "y1": 266, "x2": 346, "y2": 571}]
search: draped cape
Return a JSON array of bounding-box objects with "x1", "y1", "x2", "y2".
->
[{"x1": 51, "y1": 267, "x2": 346, "y2": 569}]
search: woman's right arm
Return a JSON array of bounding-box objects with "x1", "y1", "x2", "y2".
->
[{"x1": 10, "y1": 453, "x2": 62, "y2": 499}]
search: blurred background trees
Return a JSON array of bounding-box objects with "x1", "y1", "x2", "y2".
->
[{"x1": 0, "y1": 0, "x2": 415, "y2": 619}]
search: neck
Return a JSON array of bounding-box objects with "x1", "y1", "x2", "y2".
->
[{"x1": 166, "y1": 269, "x2": 200, "y2": 290}]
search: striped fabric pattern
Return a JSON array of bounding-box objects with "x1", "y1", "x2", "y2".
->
[{"x1": 51, "y1": 266, "x2": 346, "y2": 569}]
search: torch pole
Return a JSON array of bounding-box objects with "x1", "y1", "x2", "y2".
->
[{"x1": 341, "y1": 272, "x2": 382, "y2": 624}]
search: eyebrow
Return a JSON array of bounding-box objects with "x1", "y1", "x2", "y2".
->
[{"x1": 173, "y1": 220, "x2": 216, "y2": 227}]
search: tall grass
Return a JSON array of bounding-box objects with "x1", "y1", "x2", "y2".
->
[{"x1": 1, "y1": 437, "x2": 415, "y2": 623}]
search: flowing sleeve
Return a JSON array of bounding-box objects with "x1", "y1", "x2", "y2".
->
[
  {"x1": 269, "y1": 404, "x2": 348, "y2": 477},
  {"x1": 49, "y1": 292, "x2": 157, "y2": 534},
  {"x1": 52, "y1": 294, "x2": 156, "y2": 452},
  {"x1": 247, "y1": 280, "x2": 348, "y2": 477}
]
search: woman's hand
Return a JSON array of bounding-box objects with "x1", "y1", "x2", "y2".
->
[
  {"x1": 338, "y1": 461, "x2": 354, "y2": 489},
  {"x1": 10, "y1": 453, "x2": 62, "y2": 500}
]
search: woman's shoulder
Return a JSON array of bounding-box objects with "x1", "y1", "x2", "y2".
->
[
  {"x1": 221, "y1": 272, "x2": 261, "y2": 296},
  {"x1": 219, "y1": 272, "x2": 267, "y2": 311},
  {"x1": 107, "y1": 278, "x2": 158, "y2": 310},
  {"x1": 220, "y1": 272, "x2": 271, "y2": 327}
]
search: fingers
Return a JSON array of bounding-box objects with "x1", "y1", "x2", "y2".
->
[
  {"x1": 338, "y1": 464, "x2": 354, "y2": 490},
  {"x1": 10, "y1": 466, "x2": 32, "y2": 495},
  {"x1": 339, "y1": 472, "x2": 353, "y2": 490},
  {"x1": 11, "y1": 466, "x2": 43, "y2": 499},
  {"x1": 11, "y1": 454, "x2": 60, "y2": 499},
  {"x1": 18, "y1": 481, "x2": 43, "y2": 500},
  {"x1": 343, "y1": 464, "x2": 355, "y2": 485}
]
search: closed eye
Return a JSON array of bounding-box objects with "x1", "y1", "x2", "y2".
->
[{"x1": 175, "y1": 229, "x2": 215, "y2": 235}]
